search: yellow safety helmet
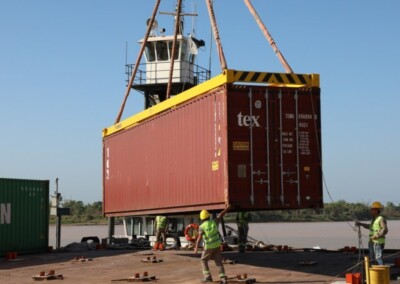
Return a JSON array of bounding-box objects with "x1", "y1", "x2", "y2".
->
[
  {"x1": 371, "y1": 201, "x2": 384, "y2": 209},
  {"x1": 200, "y1": 210, "x2": 210, "y2": 220}
]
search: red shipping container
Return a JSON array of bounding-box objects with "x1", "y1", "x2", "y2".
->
[{"x1": 103, "y1": 72, "x2": 322, "y2": 216}]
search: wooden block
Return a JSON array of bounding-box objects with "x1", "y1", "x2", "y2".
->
[
  {"x1": 216, "y1": 277, "x2": 256, "y2": 283},
  {"x1": 141, "y1": 258, "x2": 163, "y2": 263},
  {"x1": 234, "y1": 278, "x2": 256, "y2": 284},
  {"x1": 32, "y1": 274, "x2": 64, "y2": 281},
  {"x1": 222, "y1": 258, "x2": 238, "y2": 264},
  {"x1": 112, "y1": 276, "x2": 157, "y2": 282}
]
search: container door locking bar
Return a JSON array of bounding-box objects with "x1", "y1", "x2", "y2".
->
[
  {"x1": 265, "y1": 89, "x2": 271, "y2": 205},
  {"x1": 253, "y1": 170, "x2": 268, "y2": 185},
  {"x1": 278, "y1": 90, "x2": 285, "y2": 205},
  {"x1": 248, "y1": 88, "x2": 255, "y2": 205},
  {"x1": 294, "y1": 90, "x2": 301, "y2": 206}
]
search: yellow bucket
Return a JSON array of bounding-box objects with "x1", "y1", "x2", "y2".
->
[{"x1": 370, "y1": 265, "x2": 390, "y2": 284}]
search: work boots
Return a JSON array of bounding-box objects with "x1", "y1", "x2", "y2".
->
[
  {"x1": 201, "y1": 275, "x2": 213, "y2": 282},
  {"x1": 152, "y1": 242, "x2": 165, "y2": 251}
]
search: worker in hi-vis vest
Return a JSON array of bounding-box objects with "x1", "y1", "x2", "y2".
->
[
  {"x1": 194, "y1": 205, "x2": 230, "y2": 284},
  {"x1": 236, "y1": 211, "x2": 252, "y2": 253},
  {"x1": 154, "y1": 215, "x2": 168, "y2": 250},
  {"x1": 355, "y1": 201, "x2": 388, "y2": 265}
]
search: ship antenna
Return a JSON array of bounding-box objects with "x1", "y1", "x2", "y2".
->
[
  {"x1": 159, "y1": 0, "x2": 198, "y2": 35},
  {"x1": 125, "y1": 41, "x2": 128, "y2": 66}
]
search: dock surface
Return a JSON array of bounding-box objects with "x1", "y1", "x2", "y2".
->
[{"x1": 1, "y1": 248, "x2": 399, "y2": 283}]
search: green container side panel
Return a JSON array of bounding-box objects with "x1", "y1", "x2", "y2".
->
[{"x1": 0, "y1": 178, "x2": 49, "y2": 256}]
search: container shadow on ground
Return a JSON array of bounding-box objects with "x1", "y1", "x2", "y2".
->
[
  {"x1": 0, "y1": 249, "x2": 133, "y2": 271},
  {"x1": 180, "y1": 250, "x2": 392, "y2": 278}
]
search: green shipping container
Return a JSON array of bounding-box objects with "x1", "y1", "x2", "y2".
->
[{"x1": 0, "y1": 178, "x2": 49, "y2": 256}]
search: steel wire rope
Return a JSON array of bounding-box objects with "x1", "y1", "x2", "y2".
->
[
  {"x1": 307, "y1": 88, "x2": 390, "y2": 283},
  {"x1": 327, "y1": 243, "x2": 400, "y2": 283},
  {"x1": 252, "y1": 221, "x2": 272, "y2": 246},
  {"x1": 180, "y1": 0, "x2": 190, "y2": 94},
  {"x1": 308, "y1": 88, "x2": 367, "y2": 235},
  {"x1": 180, "y1": 0, "x2": 204, "y2": 94},
  {"x1": 324, "y1": 250, "x2": 400, "y2": 283},
  {"x1": 181, "y1": 0, "x2": 188, "y2": 94},
  {"x1": 356, "y1": 225, "x2": 366, "y2": 283},
  {"x1": 324, "y1": 259, "x2": 365, "y2": 284},
  {"x1": 115, "y1": 0, "x2": 161, "y2": 123},
  {"x1": 207, "y1": 0, "x2": 214, "y2": 74},
  {"x1": 181, "y1": 0, "x2": 213, "y2": 92}
]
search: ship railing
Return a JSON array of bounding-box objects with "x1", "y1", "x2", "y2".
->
[{"x1": 125, "y1": 63, "x2": 211, "y2": 87}]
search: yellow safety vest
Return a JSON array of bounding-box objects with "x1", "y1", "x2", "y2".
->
[
  {"x1": 156, "y1": 216, "x2": 167, "y2": 229},
  {"x1": 237, "y1": 212, "x2": 250, "y2": 227},
  {"x1": 200, "y1": 220, "x2": 221, "y2": 249},
  {"x1": 369, "y1": 216, "x2": 385, "y2": 244}
]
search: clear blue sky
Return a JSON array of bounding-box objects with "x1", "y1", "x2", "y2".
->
[{"x1": 1, "y1": 1, "x2": 399, "y2": 205}]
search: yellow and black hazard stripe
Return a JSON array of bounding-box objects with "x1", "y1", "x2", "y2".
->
[
  {"x1": 229, "y1": 70, "x2": 319, "y2": 87},
  {"x1": 103, "y1": 69, "x2": 320, "y2": 137}
]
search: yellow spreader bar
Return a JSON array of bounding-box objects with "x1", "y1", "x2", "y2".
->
[{"x1": 103, "y1": 69, "x2": 319, "y2": 138}]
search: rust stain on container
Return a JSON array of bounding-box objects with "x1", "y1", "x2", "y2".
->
[{"x1": 103, "y1": 84, "x2": 322, "y2": 216}]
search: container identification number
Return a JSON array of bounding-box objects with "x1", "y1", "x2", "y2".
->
[{"x1": 1, "y1": 203, "x2": 11, "y2": 224}]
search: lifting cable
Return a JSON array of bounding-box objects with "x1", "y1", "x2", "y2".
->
[
  {"x1": 308, "y1": 89, "x2": 400, "y2": 283},
  {"x1": 357, "y1": 225, "x2": 365, "y2": 265},
  {"x1": 252, "y1": 222, "x2": 272, "y2": 245},
  {"x1": 207, "y1": 0, "x2": 214, "y2": 73},
  {"x1": 114, "y1": 0, "x2": 161, "y2": 124},
  {"x1": 180, "y1": 0, "x2": 200, "y2": 94},
  {"x1": 205, "y1": 0, "x2": 227, "y2": 71},
  {"x1": 325, "y1": 250, "x2": 400, "y2": 284},
  {"x1": 243, "y1": 0, "x2": 293, "y2": 73},
  {"x1": 309, "y1": 88, "x2": 360, "y2": 232}
]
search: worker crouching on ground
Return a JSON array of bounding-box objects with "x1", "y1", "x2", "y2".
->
[
  {"x1": 236, "y1": 211, "x2": 251, "y2": 253},
  {"x1": 355, "y1": 201, "x2": 388, "y2": 265},
  {"x1": 194, "y1": 205, "x2": 230, "y2": 283},
  {"x1": 154, "y1": 215, "x2": 168, "y2": 250}
]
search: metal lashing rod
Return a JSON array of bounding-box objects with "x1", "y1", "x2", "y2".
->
[
  {"x1": 114, "y1": 0, "x2": 162, "y2": 124},
  {"x1": 243, "y1": 0, "x2": 294, "y2": 73},
  {"x1": 205, "y1": 0, "x2": 228, "y2": 71},
  {"x1": 166, "y1": 0, "x2": 183, "y2": 100}
]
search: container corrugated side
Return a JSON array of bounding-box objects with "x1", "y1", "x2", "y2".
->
[
  {"x1": 0, "y1": 178, "x2": 49, "y2": 256},
  {"x1": 103, "y1": 86, "x2": 228, "y2": 216}
]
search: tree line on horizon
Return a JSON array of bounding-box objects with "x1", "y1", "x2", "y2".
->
[{"x1": 50, "y1": 200, "x2": 400, "y2": 225}]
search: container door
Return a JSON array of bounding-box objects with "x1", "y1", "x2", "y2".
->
[
  {"x1": 228, "y1": 86, "x2": 270, "y2": 208},
  {"x1": 248, "y1": 88, "x2": 271, "y2": 207},
  {"x1": 272, "y1": 88, "x2": 301, "y2": 207},
  {"x1": 227, "y1": 86, "x2": 322, "y2": 210}
]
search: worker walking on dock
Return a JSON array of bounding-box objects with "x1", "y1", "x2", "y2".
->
[
  {"x1": 154, "y1": 215, "x2": 168, "y2": 250},
  {"x1": 355, "y1": 201, "x2": 388, "y2": 265},
  {"x1": 236, "y1": 211, "x2": 251, "y2": 253},
  {"x1": 194, "y1": 206, "x2": 230, "y2": 283}
]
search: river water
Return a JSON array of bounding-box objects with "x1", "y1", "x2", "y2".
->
[{"x1": 49, "y1": 220, "x2": 399, "y2": 250}]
